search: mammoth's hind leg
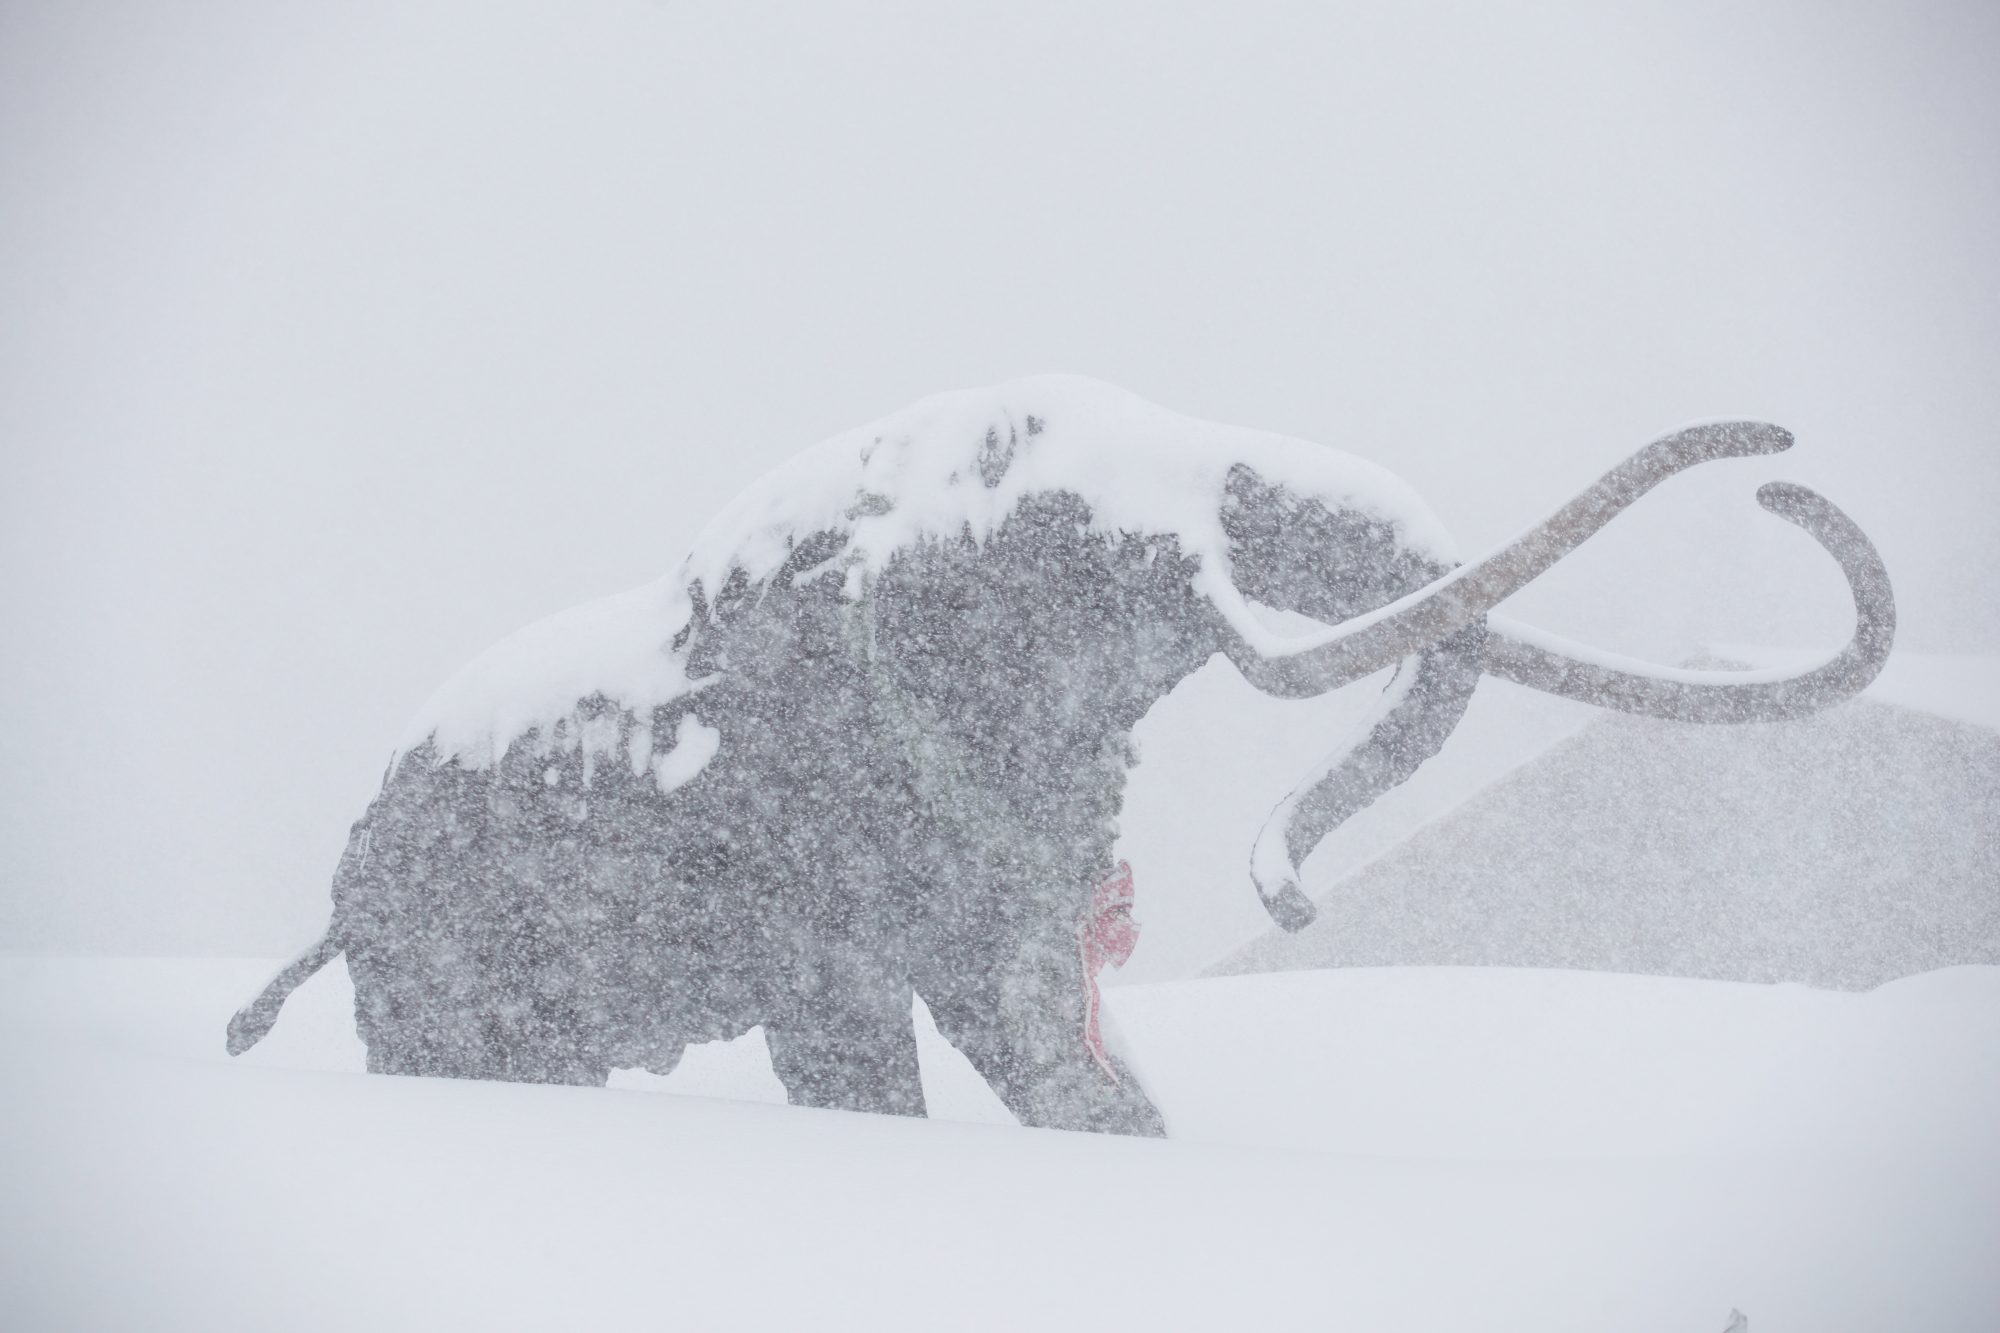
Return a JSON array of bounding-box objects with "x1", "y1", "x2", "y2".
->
[{"x1": 765, "y1": 971, "x2": 926, "y2": 1118}]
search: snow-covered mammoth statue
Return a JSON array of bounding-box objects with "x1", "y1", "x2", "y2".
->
[{"x1": 228, "y1": 377, "x2": 1893, "y2": 1136}]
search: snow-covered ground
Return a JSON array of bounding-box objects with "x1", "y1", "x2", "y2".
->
[{"x1": 3, "y1": 958, "x2": 1996, "y2": 1331}]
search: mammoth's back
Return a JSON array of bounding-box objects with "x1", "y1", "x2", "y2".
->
[{"x1": 383, "y1": 375, "x2": 1454, "y2": 806}]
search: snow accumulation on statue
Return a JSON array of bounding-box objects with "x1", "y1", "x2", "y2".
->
[
  {"x1": 227, "y1": 375, "x2": 1895, "y2": 1136},
  {"x1": 400, "y1": 376, "x2": 1456, "y2": 768}
]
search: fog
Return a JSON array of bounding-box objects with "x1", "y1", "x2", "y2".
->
[{"x1": 3, "y1": 0, "x2": 1995, "y2": 955}]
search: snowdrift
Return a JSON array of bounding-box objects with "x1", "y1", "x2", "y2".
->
[{"x1": 3, "y1": 958, "x2": 1997, "y2": 1331}]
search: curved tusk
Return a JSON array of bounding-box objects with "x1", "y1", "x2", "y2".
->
[
  {"x1": 1482, "y1": 482, "x2": 1894, "y2": 722},
  {"x1": 1219, "y1": 421, "x2": 1795, "y2": 698}
]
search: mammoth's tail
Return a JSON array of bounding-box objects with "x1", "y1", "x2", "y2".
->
[{"x1": 225, "y1": 930, "x2": 343, "y2": 1056}]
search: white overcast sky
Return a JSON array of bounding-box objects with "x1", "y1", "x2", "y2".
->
[{"x1": 3, "y1": 1, "x2": 1996, "y2": 952}]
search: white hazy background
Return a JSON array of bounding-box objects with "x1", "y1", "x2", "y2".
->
[{"x1": 3, "y1": 1, "x2": 1995, "y2": 957}]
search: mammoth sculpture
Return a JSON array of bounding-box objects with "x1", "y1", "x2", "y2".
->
[{"x1": 227, "y1": 376, "x2": 1893, "y2": 1136}]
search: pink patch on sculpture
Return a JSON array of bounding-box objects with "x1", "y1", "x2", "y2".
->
[{"x1": 1078, "y1": 860, "x2": 1140, "y2": 1079}]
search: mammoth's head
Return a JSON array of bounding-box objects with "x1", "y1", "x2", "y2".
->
[
  {"x1": 1146, "y1": 403, "x2": 1893, "y2": 930},
  {"x1": 1216, "y1": 462, "x2": 1455, "y2": 637}
]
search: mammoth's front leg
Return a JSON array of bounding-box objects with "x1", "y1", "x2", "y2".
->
[
  {"x1": 923, "y1": 983, "x2": 1165, "y2": 1137},
  {"x1": 919, "y1": 938, "x2": 1167, "y2": 1139},
  {"x1": 764, "y1": 958, "x2": 927, "y2": 1118}
]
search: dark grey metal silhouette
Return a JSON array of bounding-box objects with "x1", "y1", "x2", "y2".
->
[{"x1": 227, "y1": 383, "x2": 1892, "y2": 1136}]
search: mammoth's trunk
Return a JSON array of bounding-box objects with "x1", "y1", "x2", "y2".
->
[{"x1": 1251, "y1": 624, "x2": 1486, "y2": 931}]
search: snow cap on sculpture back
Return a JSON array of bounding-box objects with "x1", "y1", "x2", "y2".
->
[{"x1": 397, "y1": 375, "x2": 1455, "y2": 771}]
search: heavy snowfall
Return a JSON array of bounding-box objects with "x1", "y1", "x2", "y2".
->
[{"x1": 4, "y1": 4, "x2": 1998, "y2": 1331}]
